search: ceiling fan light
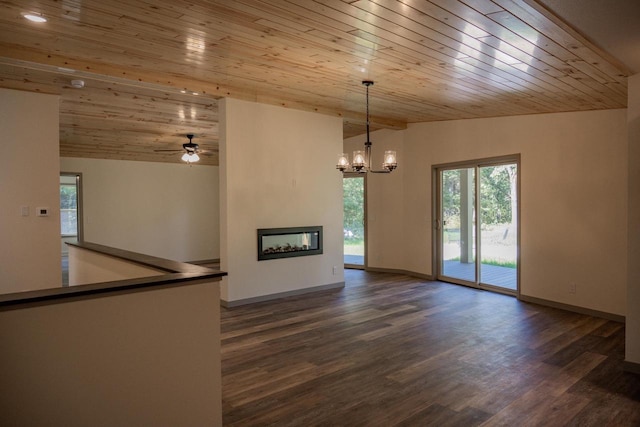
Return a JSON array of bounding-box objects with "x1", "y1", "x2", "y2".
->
[{"x1": 182, "y1": 152, "x2": 200, "y2": 163}]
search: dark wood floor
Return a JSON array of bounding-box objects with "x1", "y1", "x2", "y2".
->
[{"x1": 221, "y1": 270, "x2": 640, "y2": 426}]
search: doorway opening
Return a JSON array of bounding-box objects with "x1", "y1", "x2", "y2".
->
[
  {"x1": 436, "y1": 156, "x2": 519, "y2": 294},
  {"x1": 60, "y1": 172, "x2": 83, "y2": 285},
  {"x1": 343, "y1": 174, "x2": 365, "y2": 268}
]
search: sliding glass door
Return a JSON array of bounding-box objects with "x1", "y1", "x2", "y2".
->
[
  {"x1": 437, "y1": 157, "x2": 519, "y2": 294},
  {"x1": 478, "y1": 164, "x2": 518, "y2": 290}
]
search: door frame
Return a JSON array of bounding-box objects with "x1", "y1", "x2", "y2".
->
[
  {"x1": 432, "y1": 154, "x2": 520, "y2": 296},
  {"x1": 60, "y1": 172, "x2": 84, "y2": 244},
  {"x1": 343, "y1": 172, "x2": 367, "y2": 270}
]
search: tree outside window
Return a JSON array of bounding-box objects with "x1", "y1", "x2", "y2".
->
[
  {"x1": 343, "y1": 177, "x2": 364, "y2": 241},
  {"x1": 60, "y1": 184, "x2": 77, "y2": 235}
]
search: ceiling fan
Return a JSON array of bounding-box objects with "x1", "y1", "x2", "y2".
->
[{"x1": 154, "y1": 134, "x2": 215, "y2": 163}]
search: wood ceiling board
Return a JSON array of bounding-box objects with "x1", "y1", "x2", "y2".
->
[
  {"x1": 0, "y1": 0, "x2": 630, "y2": 165},
  {"x1": 340, "y1": 21, "x2": 576, "y2": 108},
  {"x1": 505, "y1": 0, "x2": 631, "y2": 78},
  {"x1": 0, "y1": 60, "x2": 218, "y2": 165}
]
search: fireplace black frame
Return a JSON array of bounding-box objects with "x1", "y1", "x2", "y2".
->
[{"x1": 257, "y1": 226, "x2": 323, "y2": 261}]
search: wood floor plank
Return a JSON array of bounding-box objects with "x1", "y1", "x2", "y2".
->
[{"x1": 221, "y1": 270, "x2": 640, "y2": 425}]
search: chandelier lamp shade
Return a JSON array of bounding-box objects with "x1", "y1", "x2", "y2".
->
[{"x1": 337, "y1": 80, "x2": 397, "y2": 174}]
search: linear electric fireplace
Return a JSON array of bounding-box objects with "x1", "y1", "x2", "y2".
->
[{"x1": 258, "y1": 226, "x2": 323, "y2": 261}]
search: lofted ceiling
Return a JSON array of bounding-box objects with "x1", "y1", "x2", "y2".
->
[{"x1": 0, "y1": 0, "x2": 636, "y2": 166}]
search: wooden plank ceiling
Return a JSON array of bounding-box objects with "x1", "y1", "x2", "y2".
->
[{"x1": 0, "y1": 0, "x2": 630, "y2": 166}]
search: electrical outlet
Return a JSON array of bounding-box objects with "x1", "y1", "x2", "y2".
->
[
  {"x1": 569, "y1": 283, "x2": 576, "y2": 294},
  {"x1": 333, "y1": 266, "x2": 338, "y2": 275}
]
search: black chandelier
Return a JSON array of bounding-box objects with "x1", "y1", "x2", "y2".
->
[{"x1": 337, "y1": 80, "x2": 397, "y2": 173}]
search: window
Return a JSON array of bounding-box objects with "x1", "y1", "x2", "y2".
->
[
  {"x1": 60, "y1": 183, "x2": 78, "y2": 236},
  {"x1": 343, "y1": 175, "x2": 365, "y2": 267}
]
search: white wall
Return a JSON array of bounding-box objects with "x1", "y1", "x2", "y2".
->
[
  {"x1": 627, "y1": 73, "x2": 640, "y2": 364},
  {"x1": 347, "y1": 109, "x2": 628, "y2": 317},
  {"x1": 220, "y1": 98, "x2": 344, "y2": 303},
  {"x1": 60, "y1": 157, "x2": 219, "y2": 262},
  {"x1": 0, "y1": 88, "x2": 61, "y2": 293}
]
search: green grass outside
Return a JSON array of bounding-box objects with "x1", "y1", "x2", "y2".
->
[
  {"x1": 344, "y1": 239, "x2": 364, "y2": 256},
  {"x1": 483, "y1": 259, "x2": 517, "y2": 269},
  {"x1": 448, "y1": 256, "x2": 516, "y2": 269}
]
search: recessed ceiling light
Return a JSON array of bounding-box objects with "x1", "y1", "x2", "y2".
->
[
  {"x1": 192, "y1": 92, "x2": 199, "y2": 95},
  {"x1": 180, "y1": 89, "x2": 187, "y2": 94},
  {"x1": 23, "y1": 13, "x2": 47, "y2": 23}
]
